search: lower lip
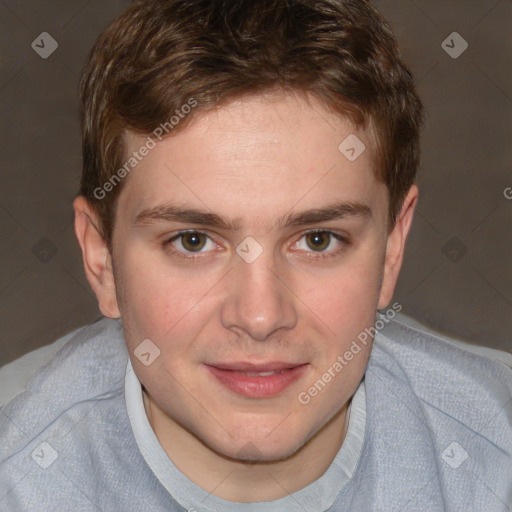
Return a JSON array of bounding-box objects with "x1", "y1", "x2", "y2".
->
[{"x1": 204, "y1": 364, "x2": 309, "y2": 398}]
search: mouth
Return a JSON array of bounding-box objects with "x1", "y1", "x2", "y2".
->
[{"x1": 204, "y1": 362, "x2": 309, "y2": 398}]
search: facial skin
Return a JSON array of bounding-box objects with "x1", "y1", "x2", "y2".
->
[{"x1": 74, "y1": 91, "x2": 417, "y2": 502}]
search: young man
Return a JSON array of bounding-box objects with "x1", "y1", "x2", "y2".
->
[{"x1": 1, "y1": 0, "x2": 511, "y2": 510}]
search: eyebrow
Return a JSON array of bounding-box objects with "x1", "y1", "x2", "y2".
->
[{"x1": 133, "y1": 200, "x2": 372, "y2": 231}]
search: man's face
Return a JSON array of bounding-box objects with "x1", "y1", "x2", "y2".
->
[{"x1": 100, "y1": 92, "x2": 402, "y2": 461}]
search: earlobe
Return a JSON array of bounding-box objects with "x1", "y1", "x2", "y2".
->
[
  {"x1": 377, "y1": 185, "x2": 419, "y2": 310},
  {"x1": 73, "y1": 196, "x2": 121, "y2": 319}
]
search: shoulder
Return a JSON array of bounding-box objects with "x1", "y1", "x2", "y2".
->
[
  {"x1": 0, "y1": 318, "x2": 180, "y2": 510},
  {"x1": 372, "y1": 316, "x2": 512, "y2": 390},
  {"x1": 370, "y1": 316, "x2": 512, "y2": 450},
  {"x1": 348, "y1": 317, "x2": 512, "y2": 510},
  {"x1": 0, "y1": 316, "x2": 129, "y2": 467}
]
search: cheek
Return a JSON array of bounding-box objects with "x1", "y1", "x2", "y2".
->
[
  {"x1": 299, "y1": 247, "x2": 383, "y2": 337},
  {"x1": 115, "y1": 248, "x2": 206, "y2": 345}
]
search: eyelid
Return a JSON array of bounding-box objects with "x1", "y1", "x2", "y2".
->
[{"x1": 163, "y1": 229, "x2": 219, "y2": 255}]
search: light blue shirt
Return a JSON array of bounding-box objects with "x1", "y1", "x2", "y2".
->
[{"x1": 0, "y1": 316, "x2": 511, "y2": 511}]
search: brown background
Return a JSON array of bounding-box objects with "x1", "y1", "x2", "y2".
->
[{"x1": 0, "y1": 0, "x2": 511, "y2": 367}]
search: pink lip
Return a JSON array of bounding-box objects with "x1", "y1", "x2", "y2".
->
[
  {"x1": 204, "y1": 363, "x2": 309, "y2": 398},
  {"x1": 208, "y1": 361, "x2": 302, "y2": 372}
]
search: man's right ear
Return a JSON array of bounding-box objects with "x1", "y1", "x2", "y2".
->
[{"x1": 73, "y1": 196, "x2": 121, "y2": 319}]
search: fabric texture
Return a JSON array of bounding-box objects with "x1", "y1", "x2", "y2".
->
[{"x1": 0, "y1": 316, "x2": 510, "y2": 511}]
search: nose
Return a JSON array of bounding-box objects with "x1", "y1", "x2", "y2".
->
[{"x1": 220, "y1": 247, "x2": 298, "y2": 341}]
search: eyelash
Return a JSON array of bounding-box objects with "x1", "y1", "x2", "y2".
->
[{"x1": 161, "y1": 229, "x2": 350, "y2": 262}]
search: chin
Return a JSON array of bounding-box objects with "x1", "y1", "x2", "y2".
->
[
  {"x1": 230, "y1": 442, "x2": 300, "y2": 464},
  {"x1": 202, "y1": 424, "x2": 309, "y2": 464}
]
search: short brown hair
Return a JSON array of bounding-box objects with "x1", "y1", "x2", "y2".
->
[{"x1": 79, "y1": 0, "x2": 424, "y2": 251}]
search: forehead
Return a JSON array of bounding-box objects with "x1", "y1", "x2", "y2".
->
[{"x1": 117, "y1": 92, "x2": 387, "y2": 231}]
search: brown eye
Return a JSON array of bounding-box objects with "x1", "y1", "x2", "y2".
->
[
  {"x1": 180, "y1": 232, "x2": 207, "y2": 252},
  {"x1": 162, "y1": 230, "x2": 218, "y2": 261},
  {"x1": 305, "y1": 231, "x2": 331, "y2": 251}
]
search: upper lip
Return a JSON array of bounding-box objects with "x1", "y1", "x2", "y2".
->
[{"x1": 206, "y1": 362, "x2": 307, "y2": 372}]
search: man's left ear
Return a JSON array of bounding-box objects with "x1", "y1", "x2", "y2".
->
[{"x1": 377, "y1": 184, "x2": 419, "y2": 310}]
